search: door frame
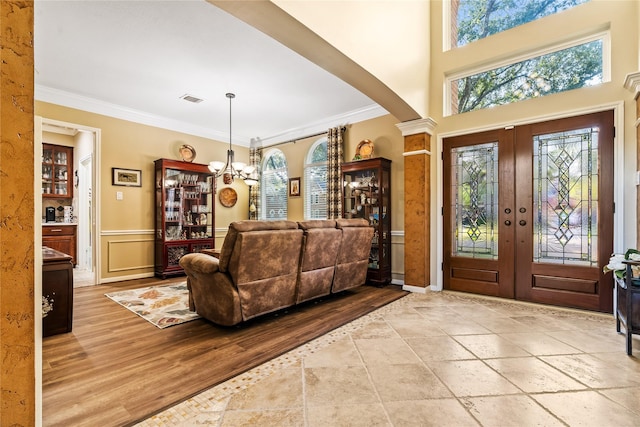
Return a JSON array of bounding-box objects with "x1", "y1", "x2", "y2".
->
[
  {"x1": 434, "y1": 102, "x2": 629, "y2": 292},
  {"x1": 38, "y1": 116, "x2": 102, "y2": 285}
]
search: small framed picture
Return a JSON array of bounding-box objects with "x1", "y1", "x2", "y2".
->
[
  {"x1": 289, "y1": 177, "x2": 301, "y2": 197},
  {"x1": 112, "y1": 168, "x2": 142, "y2": 187}
]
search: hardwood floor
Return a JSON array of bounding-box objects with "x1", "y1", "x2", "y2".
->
[{"x1": 42, "y1": 277, "x2": 407, "y2": 426}]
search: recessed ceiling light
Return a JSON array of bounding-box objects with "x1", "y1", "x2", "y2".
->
[{"x1": 180, "y1": 94, "x2": 204, "y2": 103}]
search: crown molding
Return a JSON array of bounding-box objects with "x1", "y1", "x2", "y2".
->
[
  {"x1": 36, "y1": 85, "x2": 388, "y2": 147},
  {"x1": 624, "y1": 71, "x2": 640, "y2": 95},
  {"x1": 395, "y1": 117, "x2": 438, "y2": 136},
  {"x1": 35, "y1": 85, "x2": 235, "y2": 144},
  {"x1": 258, "y1": 104, "x2": 388, "y2": 147}
]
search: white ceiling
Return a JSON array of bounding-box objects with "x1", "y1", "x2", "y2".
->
[{"x1": 34, "y1": 0, "x2": 387, "y2": 146}]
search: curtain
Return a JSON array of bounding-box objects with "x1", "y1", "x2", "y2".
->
[
  {"x1": 327, "y1": 126, "x2": 345, "y2": 219},
  {"x1": 249, "y1": 138, "x2": 262, "y2": 220}
]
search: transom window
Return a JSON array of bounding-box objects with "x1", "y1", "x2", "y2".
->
[
  {"x1": 450, "y1": 0, "x2": 589, "y2": 48},
  {"x1": 260, "y1": 149, "x2": 288, "y2": 220},
  {"x1": 304, "y1": 138, "x2": 328, "y2": 220},
  {"x1": 448, "y1": 34, "x2": 606, "y2": 115}
]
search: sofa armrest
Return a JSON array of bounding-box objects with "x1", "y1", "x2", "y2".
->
[{"x1": 179, "y1": 253, "x2": 221, "y2": 274}]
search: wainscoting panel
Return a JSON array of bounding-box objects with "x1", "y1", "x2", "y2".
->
[
  {"x1": 101, "y1": 230, "x2": 155, "y2": 282},
  {"x1": 107, "y1": 238, "x2": 154, "y2": 272}
]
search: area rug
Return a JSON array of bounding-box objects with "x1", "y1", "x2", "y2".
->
[{"x1": 105, "y1": 283, "x2": 200, "y2": 328}]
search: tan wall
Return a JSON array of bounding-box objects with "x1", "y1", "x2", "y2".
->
[
  {"x1": 35, "y1": 101, "x2": 250, "y2": 282},
  {"x1": 35, "y1": 103, "x2": 407, "y2": 282},
  {"x1": 273, "y1": 0, "x2": 431, "y2": 118}
]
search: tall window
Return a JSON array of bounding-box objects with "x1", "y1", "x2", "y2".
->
[
  {"x1": 451, "y1": 0, "x2": 589, "y2": 48},
  {"x1": 304, "y1": 138, "x2": 328, "y2": 220},
  {"x1": 260, "y1": 149, "x2": 288, "y2": 220}
]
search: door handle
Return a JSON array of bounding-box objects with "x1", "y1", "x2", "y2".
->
[
  {"x1": 519, "y1": 220, "x2": 527, "y2": 226},
  {"x1": 504, "y1": 220, "x2": 511, "y2": 226}
]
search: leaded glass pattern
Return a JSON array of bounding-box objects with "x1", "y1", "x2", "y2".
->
[
  {"x1": 533, "y1": 127, "x2": 599, "y2": 266},
  {"x1": 451, "y1": 142, "x2": 498, "y2": 259}
]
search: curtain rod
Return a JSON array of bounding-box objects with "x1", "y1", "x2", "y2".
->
[{"x1": 264, "y1": 126, "x2": 347, "y2": 149}]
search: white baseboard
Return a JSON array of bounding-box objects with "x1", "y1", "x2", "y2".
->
[
  {"x1": 99, "y1": 272, "x2": 155, "y2": 284},
  {"x1": 402, "y1": 284, "x2": 428, "y2": 294}
]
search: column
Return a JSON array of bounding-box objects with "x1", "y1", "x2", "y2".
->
[
  {"x1": 0, "y1": 2, "x2": 36, "y2": 425},
  {"x1": 397, "y1": 119, "x2": 436, "y2": 291}
]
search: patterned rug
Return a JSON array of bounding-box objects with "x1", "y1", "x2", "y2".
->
[{"x1": 105, "y1": 283, "x2": 200, "y2": 328}]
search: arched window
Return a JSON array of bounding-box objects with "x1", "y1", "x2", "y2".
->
[
  {"x1": 260, "y1": 149, "x2": 288, "y2": 220},
  {"x1": 304, "y1": 138, "x2": 328, "y2": 220}
]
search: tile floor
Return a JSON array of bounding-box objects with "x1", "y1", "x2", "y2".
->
[
  {"x1": 73, "y1": 267, "x2": 95, "y2": 287},
  {"x1": 138, "y1": 290, "x2": 640, "y2": 426}
]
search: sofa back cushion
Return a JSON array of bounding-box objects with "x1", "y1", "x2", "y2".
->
[
  {"x1": 219, "y1": 220, "x2": 303, "y2": 320},
  {"x1": 218, "y1": 220, "x2": 298, "y2": 272},
  {"x1": 333, "y1": 218, "x2": 374, "y2": 292},
  {"x1": 296, "y1": 220, "x2": 341, "y2": 303}
]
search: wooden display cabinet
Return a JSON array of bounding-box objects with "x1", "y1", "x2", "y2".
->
[
  {"x1": 341, "y1": 157, "x2": 392, "y2": 285},
  {"x1": 42, "y1": 143, "x2": 73, "y2": 198},
  {"x1": 154, "y1": 159, "x2": 215, "y2": 278}
]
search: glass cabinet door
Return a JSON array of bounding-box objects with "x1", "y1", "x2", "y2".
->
[
  {"x1": 162, "y1": 168, "x2": 213, "y2": 241},
  {"x1": 154, "y1": 159, "x2": 215, "y2": 278},
  {"x1": 42, "y1": 144, "x2": 73, "y2": 198}
]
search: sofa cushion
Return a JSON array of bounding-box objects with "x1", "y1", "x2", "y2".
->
[
  {"x1": 296, "y1": 220, "x2": 341, "y2": 303},
  {"x1": 226, "y1": 225, "x2": 303, "y2": 320},
  {"x1": 298, "y1": 219, "x2": 337, "y2": 230},
  {"x1": 333, "y1": 218, "x2": 374, "y2": 292},
  {"x1": 218, "y1": 220, "x2": 298, "y2": 272}
]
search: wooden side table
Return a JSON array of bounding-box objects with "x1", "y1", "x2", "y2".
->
[
  {"x1": 42, "y1": 246, "x2": 73, "y2": 337},
  {"x1": 618, "y1": 260, "x2": 640, "y2": 355}
]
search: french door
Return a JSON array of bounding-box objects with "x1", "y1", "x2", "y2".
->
[{"x1": 443, "y1": 111, "x2": 614, "y2": 312}]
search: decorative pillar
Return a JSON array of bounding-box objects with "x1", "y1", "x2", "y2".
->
[
  {"x1": 0, "y1": 2, "x2": 36, "y2": 425},
  {"x1": 397, "y1": 119, "x2": 436, "y2": 291},
  {"x1": 624, "y1": 72, "x2": 640, "y2": 247}
]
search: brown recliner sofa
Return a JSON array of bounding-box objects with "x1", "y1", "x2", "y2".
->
[{"x1": 179, "y1": 218, "x2": 373, "y2": 326}]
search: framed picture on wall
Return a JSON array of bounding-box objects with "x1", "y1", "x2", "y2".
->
[
  {"x1": 112, "y1": 168, "x2": 142, "y2": 187},
  {"x1": 289, "y1": 177, "x2": 300, "y2": 197}
]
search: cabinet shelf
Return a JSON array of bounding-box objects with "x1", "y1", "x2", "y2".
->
[{"x1": 154, "y1": 159, "x2": 215, "y2": 278}]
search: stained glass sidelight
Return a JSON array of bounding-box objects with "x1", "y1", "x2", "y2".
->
[
  {"x1": 533, "y1": 127, "x2": 599, "y2": 266},
  {"x1": 451, "y1": 142, "x2": 499, "y2": 259}
]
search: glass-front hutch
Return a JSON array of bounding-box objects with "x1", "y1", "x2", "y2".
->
[
  {"x1": 154, "y1": 159, "x2": 215, "y2": 278},
  {"x1": 341, "y1": 157, "x2": 391, "y2": 285},
  {"x1": 42, "y1": 143, "x2": 73, "y2": 198}
]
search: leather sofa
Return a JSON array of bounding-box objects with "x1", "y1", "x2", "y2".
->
[{"x1": 179, "y1": 218, "x2": 373, "y2": 326}]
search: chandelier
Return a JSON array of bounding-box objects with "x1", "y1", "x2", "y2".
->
[{"x1": 209, "y1": 93, "x2": 258, "y2": 186}]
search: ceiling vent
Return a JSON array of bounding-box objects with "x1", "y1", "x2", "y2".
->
[{"x1": 180, "y1": 94, "x2": 204, "y2": 104}]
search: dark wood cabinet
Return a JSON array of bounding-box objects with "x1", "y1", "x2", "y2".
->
[
  {"x1": 154, "y1": 159, "x2": 215, "y2": 278},
  {"x1": 42, "y1": 246, "x2": 73, "y2": 337},
  {"x1": 618, "y1": 261, "x2": 640, "y2": 355},
  {"x1": 42, "y1": 224, "x2": 77, "y2": 266},
  {"x1": 341, "y1": 157, "x2": 392, "y2": 285},
  {"x1": 42, "y1": 143, "x2": 73, "y2": 199}
]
